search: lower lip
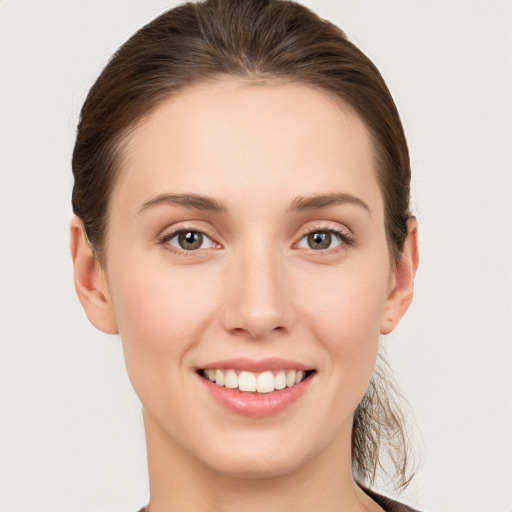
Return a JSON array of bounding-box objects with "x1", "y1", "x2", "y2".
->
[{"x1": 198, "y1": 374, "x2": 313, "y2": 418}]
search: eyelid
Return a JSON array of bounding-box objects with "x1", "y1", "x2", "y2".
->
[
  {"x1": 157, "y1": 223, "x2": 222, "y2": 254},
  {"x1": 156, "y1": 221, "x2": 353, "y2": 256},
  {"x1": 293, "y1": 222, "x2": 354, "y2": 252}
]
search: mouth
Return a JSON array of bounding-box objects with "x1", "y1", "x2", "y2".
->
[
  {"x1": 196, "y1": 359, "x2": 316, "y2": 417},
  {"x1": 198, "y1": 368, "x2": 315, "y2": 394}
]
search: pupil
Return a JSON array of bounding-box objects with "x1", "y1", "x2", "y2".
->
[
  {"x1": 308, "y1": 231, "x2": 331, "y2": 250},
  {"x1": 179, "y1": 231, "x2": 202, "y2": 250}
]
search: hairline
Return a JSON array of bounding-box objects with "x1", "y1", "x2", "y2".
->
[{"x1": 97, "y1": 75, "x2": 399, "y2": 264}]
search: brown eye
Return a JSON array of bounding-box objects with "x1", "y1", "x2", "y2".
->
[
  {"x1": 297, "y1": 229, "x2": 347, "y2": 251},
  {"x1": 179, "y1": 231, "x2": 203, "y2": 250},
  {"x1": 166, "y1": 230, "x2": 214, "y2": 251},
  {"x1": 307, "y1": 231, "x2": 332, "y2": 250}
]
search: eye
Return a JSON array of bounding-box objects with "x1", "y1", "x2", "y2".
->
[
  {"x1": 165, "y1": 230, "x2": 215, "y2": 251},
  {"x1": 297, "y1": 230, "x2": 346, "y2": 251}
]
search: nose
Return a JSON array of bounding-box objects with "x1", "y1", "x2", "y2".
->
[{"x1": 220, "y1": 244, "x2": 291, "y2": 340}]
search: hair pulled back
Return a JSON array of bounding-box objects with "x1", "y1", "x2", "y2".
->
[{"x1": 72, "y1": 0, "x2": 414, "y2": 491}]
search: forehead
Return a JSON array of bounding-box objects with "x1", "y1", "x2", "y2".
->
[{"x1": 113, "y1": 80, "x2": 383, "y2": 218}]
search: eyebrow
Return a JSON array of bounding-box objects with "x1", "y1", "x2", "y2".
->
[
  {"x1": 138, "y1": 193, "x2": 228, "y2": 214},
  {"x1": 138, "y1": 191, "x2": 370, "y2": 216},
  {"x1": 287, "y1": 193, "x2": 371, "y2": 214}
]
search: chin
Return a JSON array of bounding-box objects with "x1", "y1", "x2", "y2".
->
[
  {"x1": 196, "y1": 431, "x2": 320, "y2": 480},
  {"x1": 207, "y1": 453, "x2": 306, "y2": 480}
]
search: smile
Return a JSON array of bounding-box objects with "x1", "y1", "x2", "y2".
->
[
  {"x1": 197, "y1": 359, "x2": 316, "y2": 417},
  {"x1": 201, "y1": 368, "x2": 311, "y2": 393}
]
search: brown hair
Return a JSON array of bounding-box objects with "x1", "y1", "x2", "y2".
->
[{"x1": 72, "y1": 0, "x2": 414, "y2": 491}]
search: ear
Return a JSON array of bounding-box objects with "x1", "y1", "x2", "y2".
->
[
  {"x1": 380, "y1": 217, "x2": 419, "y2": 335},
  {"x1": 70, "y1": 216, "x2": 118, "y2": 334}
]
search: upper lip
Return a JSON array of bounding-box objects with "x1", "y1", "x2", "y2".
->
[{"x1": 198, "y1": 357, "x2": 313, "y2": 373}]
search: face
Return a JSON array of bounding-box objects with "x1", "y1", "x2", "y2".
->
[{"x1": 88, "y1": 81, "x2": 407, "y2": 478}]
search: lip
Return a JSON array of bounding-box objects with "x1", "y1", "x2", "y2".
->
[
  {"x1": 196, "y1": 358, "x2": 315, "y2": 418},
  {"x1": 199, "y1": 357, "x2": 312, "y2": 373}
]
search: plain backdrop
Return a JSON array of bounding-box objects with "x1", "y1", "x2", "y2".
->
[{"x1": 1, "y1": 1, "x2": 511, "y2": 511}]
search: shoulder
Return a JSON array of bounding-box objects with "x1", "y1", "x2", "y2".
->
[{"x1": 361, "y1": 486, "x2": 421, "y2": 512}]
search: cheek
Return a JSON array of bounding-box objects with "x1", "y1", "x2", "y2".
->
[
  {"x1": 106, "y1": 261, "x2": 218, "y2": 392},
  {"x1": 111, "y1": 259, "x2": 216, "y2": 337},
  {"x1": 296, "y1": 258, "x2": 390, "y2": 388},
  {"x1": 300, "y1": 258, "x2": 389, "y2": 335}
]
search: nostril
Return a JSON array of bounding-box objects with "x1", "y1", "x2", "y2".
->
[{"x1": 226, "y1": 323, "x2": 288, "y2": 340}]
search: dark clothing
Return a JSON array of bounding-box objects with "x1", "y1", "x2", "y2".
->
[
  {"x1": 137, "y1": 488, "x2": 420, "y2": 511},
  {"x1": 362, "y1": 486, "x2": 420, "y2": 511}
]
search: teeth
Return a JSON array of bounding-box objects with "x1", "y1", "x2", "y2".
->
[
  {"x1": 203, "y1": 368, "x2": 309, "y2": 393},
  {"x1": 238, "y1": 371, "x2": 257, "y2": 392},
  {"x1": 286, "y1": 370, "x2": 296, "y2": 388},
  {"x1": 274, "y1": 371, "x2": 287, "y2": 390},
  {"x1": 256, "y1": 371, "x2": 274, "y2": 393},
  {"x1": 215, "y1": 369, "x2": 225, "y2": 387},
  {"x1": 224, "y1": 370, "x2": 238, "y2": 389}
]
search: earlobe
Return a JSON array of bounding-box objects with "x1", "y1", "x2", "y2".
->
[
  {"x1": 70, "y1": 216, "x2": 119, "y2": 334},
  {"x1": 380, "y1": 218, "x2": 419, "y2": 335}
]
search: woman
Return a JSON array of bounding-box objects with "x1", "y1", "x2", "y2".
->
[{"x1": 70, "y1": 0, "x2": 419, "y2": 510}]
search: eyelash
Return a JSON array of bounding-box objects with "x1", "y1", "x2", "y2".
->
[
  {"x1": 295, "y1": 226, "x2": 354, "y2": 254},
  {"x1": 157, "y1": 225, "x2": 353, "y2": 256},
  {"x1": 157, "y1": 227, "x2": 218, "y2": 256}
]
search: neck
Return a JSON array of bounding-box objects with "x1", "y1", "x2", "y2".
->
[{"x1": 143, "y1": 411, "x2": 381, "y2": 512}]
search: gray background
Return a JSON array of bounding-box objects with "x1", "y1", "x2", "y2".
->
[{"x1": 1, "y1": 1, "x2": 511, "y2": 510}]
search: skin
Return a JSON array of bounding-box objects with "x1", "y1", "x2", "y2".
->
[{"x1": 71, "y1": 81, "x2": 418, "y2": 512}]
